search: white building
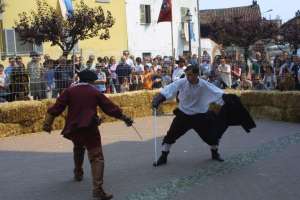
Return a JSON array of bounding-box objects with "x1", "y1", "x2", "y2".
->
[{"x1": 125, "y1": 0, "x2": 199, "y2": 59}]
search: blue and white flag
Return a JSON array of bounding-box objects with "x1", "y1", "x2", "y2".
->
[{"x1": 58, "y1": 0, "x2": 74, "y2": 19}]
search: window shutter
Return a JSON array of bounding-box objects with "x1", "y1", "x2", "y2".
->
[
  {"x1": 140, "y1": 5, "x2": 146, "y2": 24},
  {"x1": 145, "y1": 5, "x2": 151, "y2": 24},
  {"x1": 15, "y1": 31, "x2": 34, "y2": 55},
  {"x1": 180, "y1": 7, "x2": 189, "y2": 22},
  {"x1": 95, "y1": 0, "x2": 111, "y2": 2},
  {"x1": 4, "y1": 29, "x2": 16, "y2": 56}
]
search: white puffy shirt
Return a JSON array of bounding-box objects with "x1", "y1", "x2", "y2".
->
[{"x1": 160, "y1": 78, "x2": 224, "y2": 115}]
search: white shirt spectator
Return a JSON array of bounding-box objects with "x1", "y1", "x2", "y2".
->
[
  {"x1": 172, "y1": 67, "x2": 185, "y2": 81},
  {"x1": 218, "y1": 64, "x2": 232, "y2": 88},
  {"x1": 160, "y1": 78, "x2": 224, "y2": 115},
  {"x1": 134, "y1": 63, "x2": 144, "y2": 74},
  {"x1": 126, "y1": 58, "x2": 135, "y2": 69},
  {"x1": 0, "y1": 73, "x2": 6, "y2": 88}
]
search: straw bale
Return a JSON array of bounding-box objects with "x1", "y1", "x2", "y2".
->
[
  {"x1": 0, "y1": 101, "x2": 46, "y2": 123},
  {"x1": 0, "y1": 123, "x2": 22, "y2": 137},
  {"x1": 282, "y1": 107, "x2": 300, "y2": 122},
  {"x1": 53, "y1": 116, "x2": 66, "y2": 130},
  {"x1": 270, "y1": 91, "x2": 300, "y2": 109},
  {"x1": 240, "y1": 91, "x2": 270, "y2": 107},
  {"x1": 249, "y1": 106, "x2": 284, "y2": 121},
  {"x1": 160, "y1": 100, "x2": 177, "y2": 114}
]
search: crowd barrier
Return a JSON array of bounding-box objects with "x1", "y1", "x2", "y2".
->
[{"x1": 0, "y1": 90, "x2": 299, "y2": 138}]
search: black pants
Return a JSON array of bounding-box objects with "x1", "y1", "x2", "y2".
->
[{"x1": 162, "y1": 109, "x2": 221, "y2": 146}]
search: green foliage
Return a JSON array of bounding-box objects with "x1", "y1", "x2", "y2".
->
[
  {"x1": 14, "y1": 0, "x2": 115, "y2": 56},
  {"x1": 281, "y1": 19, "x2": 300, "y2": 54}
]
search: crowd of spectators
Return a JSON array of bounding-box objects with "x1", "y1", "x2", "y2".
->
[
  {"x1": 0, "y1": 49, "x2": 299, "y2": 103},
  {"x1": 200, "y1": 49, "x2": 300, "y2": 92}
]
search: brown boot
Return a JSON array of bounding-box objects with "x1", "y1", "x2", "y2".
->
[
  {"x1": 88, "y1": 148, "x2": 113, "y2": 200},
  {"x1": 73, "y1": 146, "x2": 85, "y2": 181}
]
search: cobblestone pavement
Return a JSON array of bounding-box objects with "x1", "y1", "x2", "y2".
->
[{"x1": 0, "y1": 116, "x2": 300, "y2": 200}]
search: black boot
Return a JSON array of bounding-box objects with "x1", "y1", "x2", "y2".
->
[
  {"x1": 153, "y1": 151, "x2": 169, "y2": 167},
  {"x1": 211, "y1": 149, "x2": 224, "y2": 162}
]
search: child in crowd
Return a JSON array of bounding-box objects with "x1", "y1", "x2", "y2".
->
[
  {"x1": 263, "y1": 65, "x2": 276, "y2": 90},
  {"x1": 120, "y1": 77, "x2": 130, "y2": 93}
]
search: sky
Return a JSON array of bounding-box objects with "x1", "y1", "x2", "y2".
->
[{"x1": 200, "y1": 0, "x2": 299, "y2": 23}]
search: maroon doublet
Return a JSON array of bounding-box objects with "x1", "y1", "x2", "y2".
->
[{"x1": 47, "y1": 83, "x2": 123, "y2": 149}]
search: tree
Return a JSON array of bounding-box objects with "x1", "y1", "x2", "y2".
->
[
  {"x1": 14, "y1": 0, "x2": 115, "y2": 56},
  {"x1": 0, "y1": 1, "x2": 5, "y2": 13},
  {"x1": 207, "y1": 16, "x2": 279, "y2": 64},
  {"x1": 281, "y1": 19, "x2": 300, "y2": 54}
]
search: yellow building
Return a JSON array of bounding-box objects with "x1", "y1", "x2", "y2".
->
[{"x1": 0, "y1": 0, "x2": 128, "y2": 61}]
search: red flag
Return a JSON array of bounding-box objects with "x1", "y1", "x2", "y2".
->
[{"x1": 157, "y1": 0, "x2": 172, "y2": 23}]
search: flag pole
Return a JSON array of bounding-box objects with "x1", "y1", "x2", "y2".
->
[
  {"x1": 171, "y1": 19, "x2": 175, "y2": 59},
  {"x1": 197, "y1": 0, "x2": 202, "y2": 69}
]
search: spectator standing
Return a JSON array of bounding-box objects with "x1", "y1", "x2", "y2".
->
[
  {"x1": 0, "y1": 64, "x2": 8, "y2": 102},
  {"x1": 250, "y1": 52, "x2": 263, "y2": 78},
  {"x1": 152, "y1": 68, "x2": 163, "y2": 89},
  {"x1": 44, "y1": 59, "x2": 55, "y2": 98},
  {"x1": 189, "y1": 54, "x2": 198, "y2": 66},
  {"x1": 86, "y1": 54, "x2": 96, "y2": 70},
  {"x1": 123, "y1": 50, "x2": 135, "y2": 69},
  {"x1": 134, "y1": 57, "x2": 144, "y2": 74},
  {"x1": 143, "y1": 65, "x2": 153, "y2": 90},
  {"x1": 4, "y1": 57, "x2": 16, "y2": 84},
  {"x1": 28, "y1": 52, "x2": 44, "y2": 100},
  {"x1": 54, "y1": 56, "x2": 74, "y2": 95},
  {"x1": 217, "y1": 58, "x2": 232, "y2": 88},
  {"x1": 202, "y1": 50, "x2": 211, "y2": 64},
  {"x1": 108, "y1": 56, "x2": 118, "y2": 93},
  {"x1": 239, "y1": 73, "x2": 253, "y2": 90},
  {"x1": 116, "y1": 56, "x2": 132, "y2": 92},
  {"x1": 290, "y1": 55, "x2": 300, "y2": 89},
  {"x1": 10, "y1": 56, "x2": 30, "y2": 100},
  {"x1": 161, "y1": 68, "x2": 172, "y2": 87},
  {"x1": 172, "y1": 58, "x2": 186, "y2": 81},
  {"x1": 94, "y1": 64, "x2": 107, "y2": 93},
  {"x1": 231, "y1": 63, "x2": 242, "y2": 89},
  {"x1": 263, "y1": 65, "x2": 277, "y2": 90},
  {"x1": 120, "y1": 77, "x2": 130, "y2": 93}
]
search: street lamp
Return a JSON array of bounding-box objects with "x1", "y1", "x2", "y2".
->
[
  {"x1": 185, "y1": 9, "x2": 193, "y2": 55},
  {"x1": 263, "y1": 9, "x2": 273, "y2": 20}
]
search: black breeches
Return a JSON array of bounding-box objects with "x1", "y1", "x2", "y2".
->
[{"x1": 162, "y1": 109, "x2": 221, "y2": 146}]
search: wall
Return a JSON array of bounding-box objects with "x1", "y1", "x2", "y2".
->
[
  {"x1": 125, "y1": 0, "x2": 199, "y2": 58},
  {"x1": 1, "y1": 0, "x2": 128, "y2": 60},
  {"x1": 0, "y1": 90, "x2": 300, "y2": 138}
]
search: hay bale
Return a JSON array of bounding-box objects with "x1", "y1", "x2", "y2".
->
[
  {"x1": 0, "y1": 101, "x2": 46, "y2": 123},
  {"x1": 249, "y1": 106, "x2": 284, "y2": 121},
  {"x1": 240, "y1": 91, "x2": 271, "y2": 107},
  {"x1": 0, "y1": 123, "x2": 22, "y2": 137},
  {"x1": 282, "y1": 107, "x2": 300, "y2": 122},
  {"x1": 160, "y1": 100, "x2": 177, "y2": 114}
]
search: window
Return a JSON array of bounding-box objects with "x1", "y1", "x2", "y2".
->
[
  {"x1": 140, "y1": 5, "x2": 151, "y2": 24},
  {"x1": 2, "y1": 29, "x2": 43, "y2": 56},
  {"x1": 142, "y1": 52, "x2": 151, "y2": 58},
  {"x1": 95, "y1": 0, "x2": 111, "y2": 3}
]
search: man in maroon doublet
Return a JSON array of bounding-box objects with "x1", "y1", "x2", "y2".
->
[{"x1": 43, "y1": 69, "x2": 133, "y2": 200}]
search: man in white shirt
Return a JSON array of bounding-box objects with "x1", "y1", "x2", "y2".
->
[
  {"x1": 172, "y1": 58, "x2": 186, "y2": 81},
  {"x1": 152, "y1": 65, "x2": 225, "y2": 167},
  {"x1": 217, "y1": 58, "x2": 232, "y2": 88},
  {"x1": 123, "y1": 50, "x2": 135, "y2": 69}
]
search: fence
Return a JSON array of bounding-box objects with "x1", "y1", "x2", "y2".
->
[{"x1": 0, "y1": 62, "x2": 176, "y2": 103}]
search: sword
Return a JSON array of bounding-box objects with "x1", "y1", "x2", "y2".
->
[{"x1": 131, "y1": 124, "x2": 143, "y2": 141}]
